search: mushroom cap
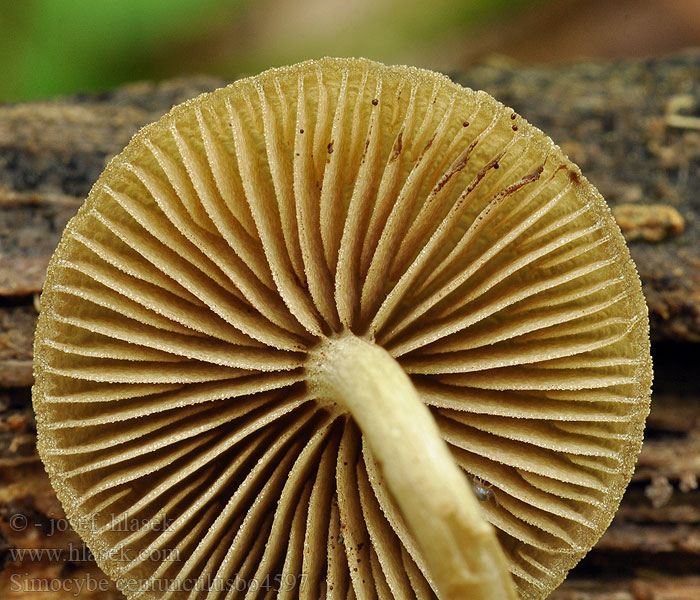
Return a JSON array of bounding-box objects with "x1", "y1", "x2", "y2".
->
[{"x1": 33, "y1": 58, "x2": 652, "y2": 599}]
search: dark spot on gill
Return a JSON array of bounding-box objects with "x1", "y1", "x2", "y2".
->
[
  {"x1": 327, "y1": 141, "x2": 334, "y2": 154},
  {"x1": 435, "y1": 175, "x2": 449, "y2": 194},
  {"x1": 419, "y1": 132, "x2": 436, "y2": 159},
  {"x1": 371, "y1": 98, "x2": 378, "y2": 106},
  {"x1": 453, "y1": 155, "x2": 468, "y2": 173},
  {"x1": 568, "y1": 169, "x2": 582, "y2": 184},
  {"x1": 391, "y1": 131, "x2": 403, "y2": 161},
  {"x1": 491, "y1": 163, "x2": 545, "y2": 205},
  {"x1": 436, "y1": 156, "x2": 468, "y2": 193},
  {"x1": 466, "y1": 153, "x2": 505, "y2": 194}
]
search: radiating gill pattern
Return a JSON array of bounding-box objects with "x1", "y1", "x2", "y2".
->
[{"x1": 34, "y1": 58, "x2": 651, "y2": 600}]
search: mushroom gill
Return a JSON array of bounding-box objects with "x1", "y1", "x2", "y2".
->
[{"x1": 33, "y1": 58, "x2": 652, "y2": 600}]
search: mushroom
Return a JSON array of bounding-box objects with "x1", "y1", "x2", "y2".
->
[{"x1": 33, "y1": 58, "x2": 652, "y2": 600}]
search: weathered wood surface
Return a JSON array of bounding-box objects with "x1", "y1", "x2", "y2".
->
[{"x1": 1, "y1": 54, "x2": 699, "y2": 598}]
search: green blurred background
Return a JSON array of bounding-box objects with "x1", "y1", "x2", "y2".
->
[{"x1": 1, "y1": 0, "x2": 699, "y2": 102}]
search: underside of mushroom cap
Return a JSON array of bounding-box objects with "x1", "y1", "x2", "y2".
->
[{"x1": 33, "y1": 57, "x2": 652, "y2": 599}]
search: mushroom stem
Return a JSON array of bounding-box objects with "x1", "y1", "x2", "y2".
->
[{"x1": 307, "y1": 333, "x2": 517, "y2": 600}]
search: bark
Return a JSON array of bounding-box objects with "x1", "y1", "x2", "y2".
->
[{"x1": 1, "y1": 54, "x2": 699, "y2": 598}]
